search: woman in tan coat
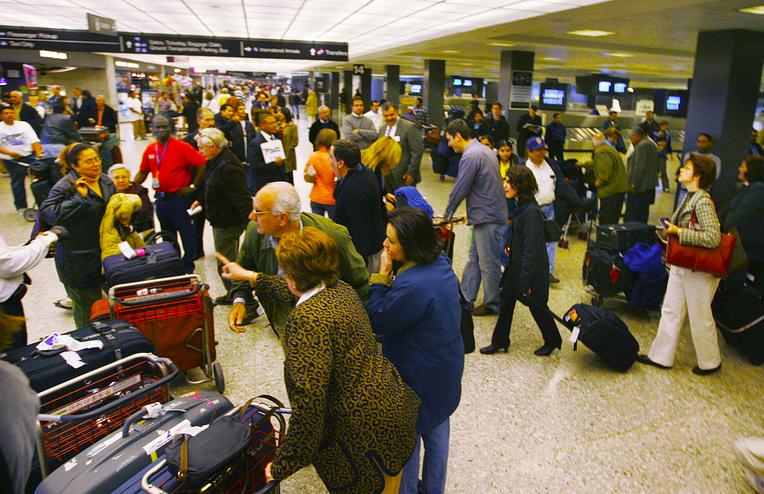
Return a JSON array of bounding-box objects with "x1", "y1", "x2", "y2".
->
[{"x1": 218, "y1": 227, "x2": 419, "y2": 493}]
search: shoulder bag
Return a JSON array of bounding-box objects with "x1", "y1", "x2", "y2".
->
[{"x1": 665, "y1": 207, "x2": 736, "y2": 277}]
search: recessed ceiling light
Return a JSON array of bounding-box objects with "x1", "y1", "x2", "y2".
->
[
  {"x1": 487, "y1": 42, "x2": 515, "y2": 47},
  {"x1": 568, "y1": 29, "x2": 615, "y2": 37},
  {"x1": 738, "y1": 5, "x2": 764, "y2": 14},
  {"x1": 441, "y1": 50, "x2": 460, "y2": 54},
  {"x1": 539, "y1": 57, "x2": 560, "y2": 61},
  {"x1": 608, "y1": 52, "x2": 633, "y2": 58}
]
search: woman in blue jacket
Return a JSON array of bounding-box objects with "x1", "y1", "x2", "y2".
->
[
  {"x1": 40, "y1": 143, "x2": 115, "y2": 328},
  {"x1": 367, "y1": 207, "x2": 464, "y2": 494}
]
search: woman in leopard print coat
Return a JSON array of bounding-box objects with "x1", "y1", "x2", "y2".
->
[{"x1": 220, "y1": 227, "x2": 420, "y2": 493}]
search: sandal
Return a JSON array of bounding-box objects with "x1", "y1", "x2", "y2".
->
[{"x1": 54, "y1": 298, "x2": 73, "y2": 310}]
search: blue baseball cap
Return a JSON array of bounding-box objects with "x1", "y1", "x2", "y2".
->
[{"x1": 526, "y1": 136, "x2": 546, "y2": 151}]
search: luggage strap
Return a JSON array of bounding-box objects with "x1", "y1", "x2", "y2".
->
[{"x1": 92, "y1": 321, "x2": 123, "y2": 361}]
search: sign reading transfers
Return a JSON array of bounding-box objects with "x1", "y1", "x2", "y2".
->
[{"x1": 0, "y1": 26, "x2": 348, "y2": 61}]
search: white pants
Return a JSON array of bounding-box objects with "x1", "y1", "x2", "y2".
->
[{"x1": 648, "y1": 265, "x2": 721, "y2": 370}]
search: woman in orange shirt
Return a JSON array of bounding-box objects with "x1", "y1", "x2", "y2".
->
[{"x1": 304, "y1": 127, "x2": 338, "y2": 217}]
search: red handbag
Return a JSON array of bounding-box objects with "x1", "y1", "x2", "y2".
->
[{"x1": 665, "y1": 209, "x2": 736, "y2": 277}]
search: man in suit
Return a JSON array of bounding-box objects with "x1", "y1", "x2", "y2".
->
[
  {"x1": 247, "y1": 112, "x2": 285, "y2": 195},
  {"x1": 8, "y1": 91, "x2": 42, "y2": 137},
  {"x1": 78, "y1": 94, "x2": 119, "y2": 168},
  {"x1": 379, "y1": 102, "x2": 424, "y2": 187},
  {"x1": 308, "y1": 105, "x2": 340, "y2": 149},
  {"x1": 624, "y1": 127, "x2": 659, "y2": 223}
]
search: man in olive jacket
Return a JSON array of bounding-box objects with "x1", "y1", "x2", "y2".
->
[
  {"x1": 624, "y1": 127, "x2": 659, "y2": 223},
  {"x1": 228, "y1": 182, "x2": 368, "y2": 336},
  {"x1": 580, "y1": 129, "x2": 629, "y2": 225}
]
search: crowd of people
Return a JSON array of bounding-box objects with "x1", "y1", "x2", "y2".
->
[{"x1": 2, "y1": 79, "x2": 764, "y2": 493}]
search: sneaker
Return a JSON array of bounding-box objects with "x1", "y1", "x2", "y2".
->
[
  {"x1": 549, "y1": 273, "x2": 560, "y2": 284},
  {"x1": 473, "y1": 304, "x2": 498, "y2": 316}
]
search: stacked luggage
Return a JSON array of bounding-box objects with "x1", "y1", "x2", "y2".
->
[
  {"x1": 583, "y1": 222, "x2": 668, "y2": 309},
  {"x1": 713, "y1": 277, "x2": 764, "y2": 365}
]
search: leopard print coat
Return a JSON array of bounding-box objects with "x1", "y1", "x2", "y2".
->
[{"x1": 261, "y1": 276, "x2": 420, "y2": 493}]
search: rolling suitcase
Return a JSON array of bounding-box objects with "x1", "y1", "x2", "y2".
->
[
  {"x1": 34, "y1": 391, "x2": 234, "y2": 494},
  {"x1": 1, "y1": 319, "x2": 154, "y2": 393},
  {"x1": 596, "y1": 222, "x2": 656, "y2": 252},
  {"x1": 713, "y1": 280, "x2": 764, "y2": 365},
  {"x1": 103, "y1": 242, "x2": 184, "y2": 290}
]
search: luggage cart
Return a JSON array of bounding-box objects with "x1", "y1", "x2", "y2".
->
[
  {"x1": 433, "y1": 216, "x2": 465, "y2": 260},
  {"x1": 35, "y1": 352, "x2": 177, "y2": 479},
  {"x1": 107, "y1": 275, "x2": 224, "y2": 393},
  {"x1": 141, "y1": 396, "x2": 290, "y2": 494}
]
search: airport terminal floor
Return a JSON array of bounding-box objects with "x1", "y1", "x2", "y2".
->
[{"x1": 2, "y1": 115, "x2": 762, "y2": 493}]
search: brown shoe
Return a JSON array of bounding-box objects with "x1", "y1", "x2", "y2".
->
[{"x1": 473, "y1": 304, "x2": 498, "y2": 316}]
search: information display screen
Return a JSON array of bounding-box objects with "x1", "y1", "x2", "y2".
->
[
  {"x1": 598, "y1": 80, "x2": 612, "y2": 93},
  {"x1": 539, "y1": 82, "x2": 568, "y2": 111}
]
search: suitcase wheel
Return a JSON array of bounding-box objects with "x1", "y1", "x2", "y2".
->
[
  {"x1": 23, "y1": 208, "x2": 38, "y2": 222},
  {"x1": 213, "y1": 361, "x2": 225, "y2": 393},
  {"x1": 558, "y1": 239, "x2": 569, "y2": 249}
]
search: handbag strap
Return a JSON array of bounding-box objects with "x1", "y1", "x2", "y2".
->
[{"x1": 178, "y1": 439, "x2": 190, "y2": 482}]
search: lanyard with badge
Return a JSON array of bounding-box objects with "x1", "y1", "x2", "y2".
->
[{"x1": 152, "y1": 142, "x2": 169, "y2": 190}]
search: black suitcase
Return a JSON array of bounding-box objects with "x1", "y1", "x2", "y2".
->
[
  {"x1": 1, "y1": 319, "x2": 154, "y2": 393},
  {"x1": 625, "y1": 270, "x2": 669, "y2": 311},
  {"x1": 712, "y1": 281, "x2": 764, "y2": 365},
  {"x1": 103, "y1": 242, "x2": 184, "y2": 289},
  {"x1": 583, "y1": 244, "x2": 635, "y2": 297},
  {"x1": 34, "y1": 391, "x2": 234, "y2": 494},
  {"x1": 561, "y1": 303, "x2": 640, "y2": 372},
  {"x1": 596, "y1": 222, "x2": 656, "y2": 252}
]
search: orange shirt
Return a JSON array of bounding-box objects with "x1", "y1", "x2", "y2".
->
[{"x1": 306, "y1": 149, "x2": 336, "y2": 205}]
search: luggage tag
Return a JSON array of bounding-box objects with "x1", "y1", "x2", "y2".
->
[{"x1": 569, "y1": 327, "x2": 581, "y2": 351}]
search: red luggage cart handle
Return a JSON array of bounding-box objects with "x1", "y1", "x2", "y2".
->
[
  {"x1": 37, "y1": 353, "x2": 177, "y2": 423},
  {"x1": 115, "y1": 282, "x2": 205, "y2": 307}
]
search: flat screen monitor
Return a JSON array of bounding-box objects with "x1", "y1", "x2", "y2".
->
[
  {"x1": 463, "y1": 79, "x2": 473, "y2": 87},
  {"x1": 410, "y1": 84, "x2": 422, "y2": 95},
  {"x1": 613, "y1": 82, "x2": 627, "y2": 93},
  {"x1": 666, "y1": 95, "x2": 681, "y2": 111},
  {"x1": 539, "y1": 82, "x2": 568, "y2": 111},
  {"x1": 452, "y1": 78, "x2": 462, "y2": 86},
  {"x1": 598, "y1": 80, "x2": 612, "y2": 93}
]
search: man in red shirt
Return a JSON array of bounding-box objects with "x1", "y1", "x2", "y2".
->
[{"x1": 133, "y1": 115, "x2": 206, "y2": 272}]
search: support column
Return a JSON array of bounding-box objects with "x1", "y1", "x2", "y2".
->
[
  {"x1": 498, "y1": 50, "x2": 535, "y2": 140},
  {"x1": 343, "y1": 70, "x2": 353, "y2": 114},
  {"x1": 329, "y1": 71, "x2": 340, "y2": 112},
  {"x1": 424, "y1": 59, "x2": 445, "y2": 127},
  {"x1": 485, "y1": 81, "x2": 499, "y2": 104},
  {"x1": 103, "y1": 55, "x2": 118, "y2": 107},
  {"x1": 361, "y1": 67, "x2": 371, "y2": 107},
  {"x1": 684, "y1": 29, "x2": 764, "y2": 202},
  {"x1": 385, "y1": 64, "x2": 400, "y2": 105}
]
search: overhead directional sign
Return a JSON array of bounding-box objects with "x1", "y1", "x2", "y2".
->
[
  {"x1": 0, "y1": 26, "x2": 120, "y2": 52},
  {"x1": 0, "y1": 26, "x2": 348, "y2": 61}
]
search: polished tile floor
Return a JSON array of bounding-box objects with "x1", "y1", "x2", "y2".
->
[{"x1": 2, "y1": 118, "x2": 761, "y2": 493}]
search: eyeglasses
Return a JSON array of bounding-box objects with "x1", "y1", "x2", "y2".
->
[
  {"x1": 252, "y1": 209, "x2": 274, "y2": 216},
  {"x1": 80, "y1": 157, "x2": 102, "y2": 165}
]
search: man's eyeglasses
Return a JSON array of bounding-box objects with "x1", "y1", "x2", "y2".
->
[{"x1": 252, "y1": 209, "x2": 274, "y2": 216}]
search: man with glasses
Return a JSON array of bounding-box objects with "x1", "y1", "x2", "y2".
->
[
  {"x1": 226, "y1": 182, "x2": 368, "y2": 337},
  {"x1": 133, "y1": 115, "x2": 207, "y2": 273}
]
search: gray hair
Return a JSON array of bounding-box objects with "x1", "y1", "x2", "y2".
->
[
  {"x1": 196, "y1": 127, "x2": 228, "y2": 149},
  {"x1": 259, "y1": 182, "x2": 301, "y2": 221},
  {"x1": 318, "y1": 105, "x2": 330, "y2": 113}
]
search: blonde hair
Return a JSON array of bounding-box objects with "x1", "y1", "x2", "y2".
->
[{"x1": 362, "y1": 136, "x2": 402, "y2": 176}]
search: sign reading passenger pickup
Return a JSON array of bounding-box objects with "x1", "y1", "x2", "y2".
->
[{"x1": 0, "y1": 26, "x2": 348, "y2": 62}]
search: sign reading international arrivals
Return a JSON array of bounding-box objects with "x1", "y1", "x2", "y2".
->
[{"x1": 0, "y1": 26, "x2": 349, "y2": 62}]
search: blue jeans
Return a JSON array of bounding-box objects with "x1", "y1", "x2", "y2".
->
[
  {"x1": 540, "y1": 204, "x2": 557, "y2": 274},
  {"x1": 461, "y1": 222, "x2": 503, "y2": 312},
  {"x1": 4, "y1": 159, "x2": 29, "y2": 210},
  {"x1": 155, "y1": 194, "x2": 196, "y2": 273},
  {"x1": 401, "y1": 418, "x2": 450, "y2": 494},
  {"x1": 310, "y1": 200, "x2": 335, "y2": 218}
]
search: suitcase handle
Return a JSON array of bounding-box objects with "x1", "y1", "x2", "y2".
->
[
  {"x1": 116, "y1": 282, "x2": 206, "y2": 307},
  {"x1": 37, "y1": 354, "x2": 178, "y2": 423},
  {"x1": 121, "y1": 405, "x2": 187, "y2": 438}
]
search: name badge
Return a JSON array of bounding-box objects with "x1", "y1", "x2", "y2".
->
[{"x1": 152, "y1": 178, "x2": 160, "y2": 190}]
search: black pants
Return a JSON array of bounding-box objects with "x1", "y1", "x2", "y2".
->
[
  {"x1": 192, "y1": 213, "x2": 205, "y2": 260},
  {"x1": 490, "y1": 272, "x2": 561, "y2": 349},
  {"x1": 624, "y1": 190, "x2": 652, "y2": 223},
  {"x1": 548, "y1": 141, "x2": 565, "y2": 163},
  {"x1": 598, "y1": 193, "x2": 624, "y2": 225},
  {"x1": 155, "y1": 194, "x2": 196, "y2": 273},
  {"x1": 1, "y1": 284, "x2": 28, "y2": 351}
]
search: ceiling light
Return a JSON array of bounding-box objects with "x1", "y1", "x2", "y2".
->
[
  {"x1": 608, "y1": 52, "x2": 633, "y2": 58},
  {"x1": 115, "y1": 61, "x2": 140, "y2": 69},
  {"x1": 39, "y1": 50, "x2": 67, "y2": 60},
  {"x1": 737, "y1": 5, "x2": 764, "y2": 14},
  {"x1": 441, "y1": 50, "x2": 460, "y2": 54},
  {"x1": 487, "y1": 42, "x2": 515, "y2": 47},
  {"x1": 539, "y1": 57, "x2": 560, "y2": 61},
  {"x1": 568, "y1": 29, "x2": 615, "y2": 37}
]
